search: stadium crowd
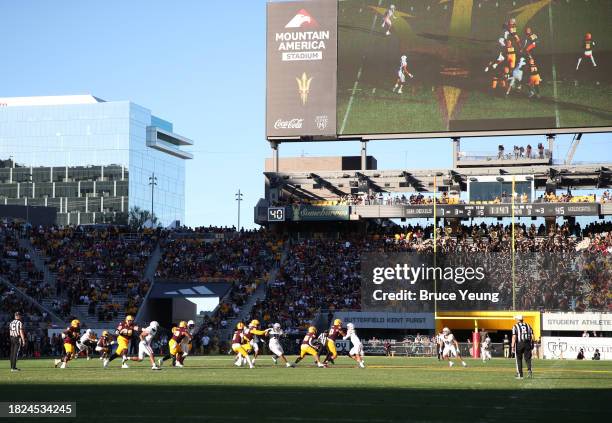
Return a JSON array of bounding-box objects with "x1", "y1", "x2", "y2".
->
[{"x1": 29, "y1": 225, "x2": 160, "y2": 320}]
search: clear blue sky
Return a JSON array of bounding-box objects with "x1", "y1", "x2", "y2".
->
[{"x1": 1, "y1": 1, "x2": 610, "y2": 228}]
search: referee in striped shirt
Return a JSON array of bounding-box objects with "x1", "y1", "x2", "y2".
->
[
  {"x1": 511, "y1": 315, "x2": 533, "y2": 379},
  {"x1": 9, "y1": 312, "x2": 27, "y2": 372}
]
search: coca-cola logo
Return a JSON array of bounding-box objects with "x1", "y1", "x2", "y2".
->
[{"x1": 274, "y1": 118, "x2": 304, "y2": 129}]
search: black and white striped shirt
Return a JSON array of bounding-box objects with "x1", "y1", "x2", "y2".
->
[
  {"x1": 9, "y1": 319, "x2": 24, "y2": 338},
  {"x1": 512, "y1": 322, "x2": 533, "y2": 343}
]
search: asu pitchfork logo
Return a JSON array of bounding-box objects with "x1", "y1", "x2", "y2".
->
[{"x1": 296, "y1": 72, "x2": 313, "y2": 105}]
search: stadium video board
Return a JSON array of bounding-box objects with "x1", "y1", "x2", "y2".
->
[{"x1": 267, "y1": 0, "x2": 612, "y2": 140}]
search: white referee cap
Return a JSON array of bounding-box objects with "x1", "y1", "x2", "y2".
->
[{"x1": 514, "y1": 314, "x2": 523, "y2": 321}]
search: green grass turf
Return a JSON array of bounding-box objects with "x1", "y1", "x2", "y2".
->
[{"x1": 2, "y1": 356, "x2": 611, "y2": 422}]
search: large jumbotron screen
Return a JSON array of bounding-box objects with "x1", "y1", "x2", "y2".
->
[{"x1": 266, "y1": 0, "x2": 612, "y2": 140}]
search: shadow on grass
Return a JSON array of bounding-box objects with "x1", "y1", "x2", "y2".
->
[{"x1": 0, "y1": 384, "x2": 610, "y2": 422}]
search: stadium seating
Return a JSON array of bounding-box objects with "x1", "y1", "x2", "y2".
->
[{"x1": 29, "y1": 225, "x2": 160, "y2": 325}]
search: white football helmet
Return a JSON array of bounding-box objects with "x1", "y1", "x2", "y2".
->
[
  {"x1": 390, "y1": 4, "x2": 395, "y2": 10},
  {"x1": 150, "y1": 321, "x2": 159, "y2": 328},
  {"x1": 187, "y1": 319, "x2": 195, "y2": 329},
  {"x1": 347, "y1": 323, "x2": 355, "y2": 330},
  {"x1": 442, "y1": 327, "x2": 450, "y2": 335},
  {"x1": 273, "y1": 323, "x2": 281, "y2": 331}
]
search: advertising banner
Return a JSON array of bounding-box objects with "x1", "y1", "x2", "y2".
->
[
  {"x1": 291, "y1": 205, "x2": 349, "y2": 221},
  {"x1": 266, "y1": 0, "x2": 337, "y2": 138},
  {"x1": 541, "y1": 336, "x2": 612, "y2": 360},
  {"x1": 542, "y1": 312, "x2": 612, "y2": 332},
  {"x1": 333, "y1": 311, "x2": 434, "y2": 329}
]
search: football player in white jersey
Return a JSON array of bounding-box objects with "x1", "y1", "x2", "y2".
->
[
  {"x1": 392, "y1": 55, "x2": 414, "y2": 94},
  {"x1": 121, "y1": 321, "x2": 161, "y2": 370},
  {"x1": 266, "y1": 323, "x2": 295, "y2": 368},
  {"x1": 343, "y1": 323, "x2": 365, "y2": 368},
  {"x1": 76, "y1": 329, "x2": 97, "y2": 360},
  {"x1": 481, "y1": 336, "x2": 492, "y2": 362},
  {"x1": 441, "y1": 327, "x2": 467, "y2": 367},
  {"x1": 382, "y1": 4, "x2": 396, "y2": 36},
  {"x1": 180, "y1": 320, "x2": 196, "y2": 361}
]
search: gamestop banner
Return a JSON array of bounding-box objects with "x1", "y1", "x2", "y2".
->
[
  {"x1": 543, "y1": 312, "x2": 612, "y2": 332},
  {"x1": 266, "y1": 0, "x2": 337, "y2": 138},
  {"x1": 333, "y1": 311, "x2": 434, "y2": 329},
  {"x1": 542, "y1": 337, "x2": 612, "y2": 360}
]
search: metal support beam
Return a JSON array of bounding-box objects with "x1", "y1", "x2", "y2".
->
[
  {"x1": 271, "y1": 141, "x2": 279, "y2": 173},
  {"x1": 547, "y1": 134, "x2": 555, "y2": 160},
  {"x1": 452, "y1": 137, "x2": 460, "y2": 168},
  {"x1": 361, "y1": 141, "x2": 367, "y2": 171}
]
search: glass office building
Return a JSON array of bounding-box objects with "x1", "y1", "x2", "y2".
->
[{"x1": 0, "y1": 95, "x2": 193, "y2": 226}]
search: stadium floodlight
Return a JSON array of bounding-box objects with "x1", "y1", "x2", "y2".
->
[
  {"x1": 525, "y1": 176, "x2": 534, "y2": 181},
  {"x1": 496, "y1": 177, "x2": 505, "y2": 182},
  {"x1": 469, "y1": 177, "x2": 478, "y2": 182}
]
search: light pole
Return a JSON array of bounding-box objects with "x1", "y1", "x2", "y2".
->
[
  {"x1": 149, "y1": 173, "x2": 157, "y2": 219},
  {"x1": 235, "y1": 189, "x2": 243, "y2": 230}
]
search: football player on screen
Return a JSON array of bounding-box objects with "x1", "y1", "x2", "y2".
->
[
  {"x1": 382, "y1": 4, "x2": 396, "y2": 36},
  {"x1": 392, "y1": 55, "x2": 414, "y2": 94},
  {"x1": 576, "y1": 32, "x2": 597, "y2": 70},
  {"x1": 522, "y1": 27, "x2": 538, "y2": 56},
  {"x1": 527, "y1": 57, "x2": 542, "y2": 98}
]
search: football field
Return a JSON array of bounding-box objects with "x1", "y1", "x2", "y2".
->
[{"x1": 1, "y1": 356, "x2": 611, "y2": 422}]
